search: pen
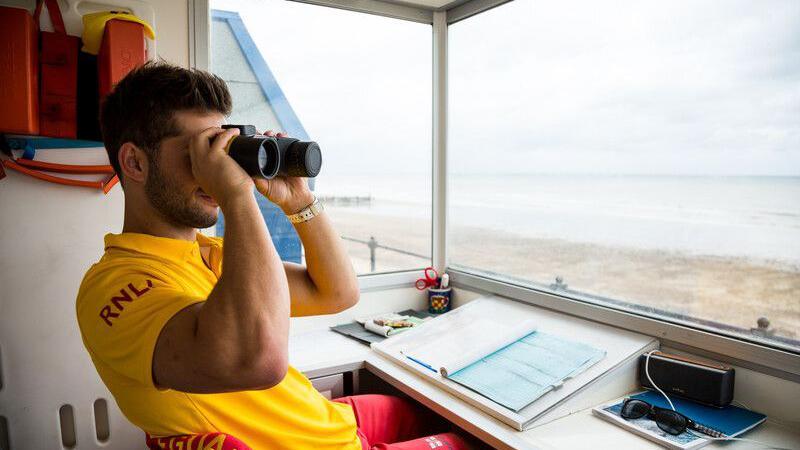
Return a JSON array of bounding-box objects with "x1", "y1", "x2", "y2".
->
[{"x1": 404, "y1": 355, "x2": 437, "y2": 373}]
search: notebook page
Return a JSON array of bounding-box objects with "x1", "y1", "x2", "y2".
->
[
  {"x1": 448, "y1": 331, "x2": 606, "y2": 411},
  {"x1": 402, "y1": 318, "x2": 509, "y2": 371},
  {"x1": 439, "y1": 320, "x2": 537, "y2": 377}
]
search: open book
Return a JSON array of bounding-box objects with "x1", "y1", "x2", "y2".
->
[
  {"x1": 401, "y1": 318, "x2": 605, "y2": 411},
  {"x1": 372, "y1": 296, "x2": 659, "y2": 430}
]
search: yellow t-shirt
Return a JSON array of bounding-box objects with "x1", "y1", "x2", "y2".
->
[{"x1": 76, "y1": 232, "x2": 361, "y2": 449}]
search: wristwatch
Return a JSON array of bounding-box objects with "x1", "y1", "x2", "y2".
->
[{"x1": 286, "y1": 196, "x2": 324, "y2": 224}]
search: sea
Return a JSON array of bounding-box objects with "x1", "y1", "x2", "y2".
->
[{"x1": 313, "y1": 174, "x2": 800, "y2": 267}]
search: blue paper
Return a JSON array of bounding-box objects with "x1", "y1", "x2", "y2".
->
[{"x1": 449, "y1": 331, "x2": 605, "y2": 411}]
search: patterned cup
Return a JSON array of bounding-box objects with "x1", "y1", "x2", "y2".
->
[{"x1": 428, "y1": 287, "x2": 452, "y2": 314}]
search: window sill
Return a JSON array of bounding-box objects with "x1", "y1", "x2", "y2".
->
[{"x1": 449, "y1": 268, "x2": 800, "y2": 383}]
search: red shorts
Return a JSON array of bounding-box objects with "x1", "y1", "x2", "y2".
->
[{"x1": 333, "y1": 395, "x2": 473, "y2": 450}]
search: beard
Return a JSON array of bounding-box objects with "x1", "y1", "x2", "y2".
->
[{"x1": 145, "y1": 160, "x2": 218, "y2": 229}]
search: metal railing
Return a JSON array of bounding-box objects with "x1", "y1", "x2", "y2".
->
[{"x1": 341, "y1": 235, "x2": 428, "y2": 272}]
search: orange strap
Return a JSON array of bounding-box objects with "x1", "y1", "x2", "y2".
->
[
  {"x1": 34, "y1": 0, "x2": 66, "y2": 34},
  {"x1": 2, "y1": 159, "x2": 119, "y2": 194},
  {"x1": 13, "y1": 157, "x2": 115, "y2": 174},
  {"x1": 33, "y1": 0, "x2": 67, "y2": 34}
]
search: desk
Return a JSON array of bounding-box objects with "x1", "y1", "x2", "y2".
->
[
  {"x1": 289, "y1": 329, "x2": 370, "y2": 378},
  {"x1": 289, "y1": 329, "x2": 800, "y2": 450}
]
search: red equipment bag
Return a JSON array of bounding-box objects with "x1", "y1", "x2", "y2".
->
[
  {"x1": 0, "y1": 6, "x2": 39, "y2": 135},
  {"x1": 98, "y1": 19, "x2": 147, "y2": 100},
  {"x1": 35, "y1": 0, "x2": 79, "y2": 138}
]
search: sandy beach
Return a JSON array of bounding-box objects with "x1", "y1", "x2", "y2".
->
[{"x1": 326, "y1": 206, "x2": 800, "y2": 342}]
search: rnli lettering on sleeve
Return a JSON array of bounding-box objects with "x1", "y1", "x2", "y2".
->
[{"x1": 75, "y1": 232, "x2": 361, "y2": 450}]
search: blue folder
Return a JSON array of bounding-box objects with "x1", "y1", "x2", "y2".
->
[{"x1": 629, "y1": 391, "x2": 766, "y2": 437}]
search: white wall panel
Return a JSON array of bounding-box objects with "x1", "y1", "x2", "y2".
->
[{"x1": 0, "y1": 1, "x2": 189, "y2": 448}]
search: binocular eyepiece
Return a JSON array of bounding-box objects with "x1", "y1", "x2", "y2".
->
[{"x1": 217, "y1": 124, "x2": 322, "y2": 179}]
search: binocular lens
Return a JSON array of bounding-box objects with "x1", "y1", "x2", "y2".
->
[
  {"x1": 225, "y1": 135, "x2": 280, "y2": 179},
  {"x1": 220, "y1": 128, "x2": 322, "y2": 179},
  {"x1": 282, "y1": 140, "x2": 322, "y2": 178}
]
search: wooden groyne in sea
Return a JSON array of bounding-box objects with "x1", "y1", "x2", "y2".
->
[{"x1": 318, "y1": 195, "x2": 372, "y2": 206}]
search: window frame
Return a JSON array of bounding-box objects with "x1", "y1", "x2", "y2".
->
[{"x1": 191, "y1": 0, "x2": 800, "y2": 381}]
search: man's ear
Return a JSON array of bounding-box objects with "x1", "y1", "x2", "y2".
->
[{"x1": 118, "y1": 143, "x2": 149, "y2": 184}]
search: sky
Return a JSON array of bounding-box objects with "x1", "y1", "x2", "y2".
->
[{"x1": 212, "y1": 0, "x2": 799, "y2": 176}]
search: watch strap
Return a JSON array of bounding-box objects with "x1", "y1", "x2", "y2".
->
[{"x1": 287, "y1": 197, "x2": 324, "y2": 224}]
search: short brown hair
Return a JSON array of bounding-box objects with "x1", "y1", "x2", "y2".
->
[{"x1": 100, "y1": 61, "x2": 232, "y2": 177}]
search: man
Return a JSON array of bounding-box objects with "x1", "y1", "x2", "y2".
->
[{"x1": 76, "y1": 62, "x2": 472, "y2": 450}]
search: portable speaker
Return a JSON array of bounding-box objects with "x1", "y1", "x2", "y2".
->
[{"x1": 638, "y1": 352, "x2": 735, "y2": 408}]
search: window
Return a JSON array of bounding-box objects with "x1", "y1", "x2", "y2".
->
[
  {"x1": 210, "y1": 0, "x2": 432, "y2": 274},
  {"x1": 449, "y1": 0, "x2": 800, "y2": 349}
]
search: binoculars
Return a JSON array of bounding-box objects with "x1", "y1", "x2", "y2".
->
[{"x1": 218, "y1": 124, "x2": 322, "y2": 179}]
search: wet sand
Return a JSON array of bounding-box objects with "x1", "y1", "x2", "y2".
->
[{"x1": 326, "y1": 206, "x2": 800, "y2": 341}]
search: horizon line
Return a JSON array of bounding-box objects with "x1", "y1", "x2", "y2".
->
[{"x1": 321, "y1": 172, "x2": 800, "y2": 177}]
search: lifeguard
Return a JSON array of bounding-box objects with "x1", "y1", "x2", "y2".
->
[{"x1": 76, "y1": 61, "x2": 473, "y2": 450}]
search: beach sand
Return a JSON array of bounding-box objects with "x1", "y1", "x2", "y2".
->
[{"x1": 326, "y1": 206, "x2": 800, "y2": 342}]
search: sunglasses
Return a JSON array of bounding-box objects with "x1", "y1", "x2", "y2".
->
[{"x1": 620, "y1": 399, "x2": 723, "y2": 438}]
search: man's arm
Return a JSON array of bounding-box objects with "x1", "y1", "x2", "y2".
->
[
  {"x1": 279, "y1": 193, "x2": 360, "y2": 317},
  {"x1": 254, "y1": 131, "x2": 360, "y2": 318},
  {"x1": 152, "y1": 127, "x2": 290, "y2": 393}
]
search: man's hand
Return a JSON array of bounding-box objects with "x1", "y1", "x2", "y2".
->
[
  {"x1": 253, "y1": 131, "x2": 314, "y2": 213},
  {"x1": 188, "y1": 126, "x2": 253, "y2": 209}
]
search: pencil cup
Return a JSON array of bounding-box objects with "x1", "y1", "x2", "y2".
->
[{"x1": 428, "y1": 287, "x2": 452, "y2": 314}]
